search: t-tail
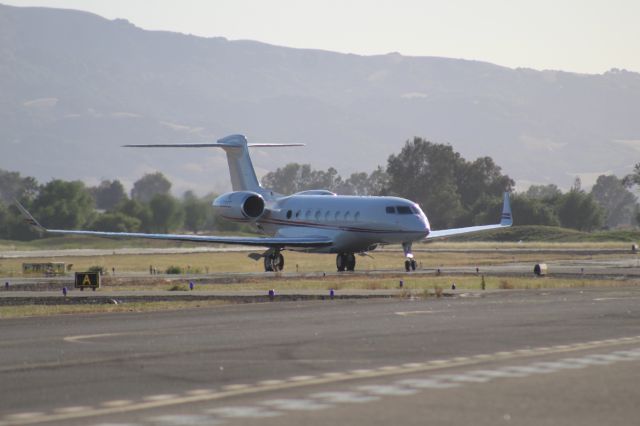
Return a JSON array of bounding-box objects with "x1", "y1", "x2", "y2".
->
[{"x1": 124, "y1": 134, "x2": 303, "y2": 194}]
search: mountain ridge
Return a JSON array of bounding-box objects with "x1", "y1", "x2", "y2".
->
[{"x1": 1, "y1": 3, "x2": 639, "y2": 195}]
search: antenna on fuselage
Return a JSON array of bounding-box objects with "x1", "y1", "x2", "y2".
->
[{"x1": 124, "y1": 134, "x2": 304, "y2": 193}]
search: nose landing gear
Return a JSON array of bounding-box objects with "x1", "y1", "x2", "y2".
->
[
  {"x1": 336, "y1": 253, "x2": 356, "y2": 272},
  {"x1": 402, "y1": 242, "x2": 418, "y2": 272}
]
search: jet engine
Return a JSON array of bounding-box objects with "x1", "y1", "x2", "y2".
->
[{"x1": 212, "y1": 191, "x2": 266, "y2": 221}]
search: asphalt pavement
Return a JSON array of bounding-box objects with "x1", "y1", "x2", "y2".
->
[{"x1": 1, "y1": 286, "x2": 640, "y2": 425}]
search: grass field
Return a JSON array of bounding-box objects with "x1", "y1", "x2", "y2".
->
[{"x1": 0, "y1": 246, "x2": 634, "y2": 277}]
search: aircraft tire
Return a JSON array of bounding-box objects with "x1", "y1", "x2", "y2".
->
[
  {"x1": 404, "y1": 260, "x2": 411, "y2": 272},
  {"x1": 336, "y1": 253, "x2": 346, "y2": 272},
  {"x1": 264, "y1": 255, "x2": 274, "y2": 272},
  {"x1": 274, "y1": 253, "x2": 285, "y2": 271},
  {"x1": 410, "y1": 259, "x2": 417, "y2": 271},
  {"x1": 346, "y1": 253, "x2": 356, "y2": 271}
]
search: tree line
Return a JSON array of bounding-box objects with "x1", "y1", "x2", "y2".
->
[
  {"x1": 1, "y1": 137, "x2": 639, "y2": 241},
  {"x1": 262, "y1": 137, "x2": 640, "y2": 231},
  {"x1": 0, "y1": 170, "x2": 247, "y2": 241}
]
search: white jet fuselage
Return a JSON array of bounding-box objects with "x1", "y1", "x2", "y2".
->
[{"x1": 234, "y1": 194, "x2": 431, "y2": 254}]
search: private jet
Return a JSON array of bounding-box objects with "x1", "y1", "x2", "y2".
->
[{"x1": 17, "y1": 134, "x2": 512, "y2": 272}]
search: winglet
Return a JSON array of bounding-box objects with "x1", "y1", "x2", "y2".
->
[
  {"x1": 500, "y1": 192, "x2": 513, "y2": 226},
  {"x1": 13, "y1": 200, "x2": 46, "y2": 232}
]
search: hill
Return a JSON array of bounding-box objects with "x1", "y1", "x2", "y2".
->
[{"x1": 1, "y1": 3, "x2": 640, "y2": 194}]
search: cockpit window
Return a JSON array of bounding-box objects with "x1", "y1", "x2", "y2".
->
[
  {"x1": 396, "y1": 206, "x2": 413, "y2": 214},
  {"x1": 410, "y1": 206, "x2": 419, "y2": 214},
  {"x1": 385, "y1": 206, "x2": 396, "y2": 214}
]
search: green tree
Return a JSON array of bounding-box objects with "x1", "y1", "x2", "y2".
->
[
  {"x1": 622, "y1": 163, "x2": 640, "y2": 188},
  {"x1": 510, "y1": 195, "x2": 560, "y2": 226},
  {"x1": 590, "y1": 175, "x2": 638, "y2": 228},
  {"x1": 91, "y1": 212, "x2": 141, "y2": 232},
  {"x1": 91, "y1": 180, "x2": 127, "y2": 210},
  {"x1": 524, "y1": 184, "x2": 562, "y2": 202},
  {"x1": 183, "y1": 191, "x2": 209, "y2": 233},
  {"x1": 556, "y1": 190, "x2": 604, "y2": 231},
  {"x1": 456, "y1": 157, "x2": 514, "y2": 208},
  {"x1": 32, "y1": 180, "x2": 94, "y2": 229},
  {"x1": 0, "y1": 169, "x2": 39, "y2": 204},
  {"x1": 131, "y1": 172, "x2": 171, "y2": 203},
  {"x1": 113, "y1": 199, "x2": 152, "y2": 231},
  {"x1": 148, "y1": 194, "x2": 184, "y2": 233}
]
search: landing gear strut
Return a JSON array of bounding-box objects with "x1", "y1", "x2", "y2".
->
[
  {"x1": 263, "y1": 250, "x2": 284, "y2": 272},
  {"x1": 402, "y1": 242, "x2": 417, "y2": 272},
  {"x1": 336, "y1": 253, "x2": 356, "y2": 272}
]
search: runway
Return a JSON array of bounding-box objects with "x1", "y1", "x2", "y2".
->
[{"x1": 2, "y1": 286, "x2": 640, "y2": 425}]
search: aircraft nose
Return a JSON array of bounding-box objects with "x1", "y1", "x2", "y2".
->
[{"x1": 411, "y1": 215, "x2": 430, "y2": 236}]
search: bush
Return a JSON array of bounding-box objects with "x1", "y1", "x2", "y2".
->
[
  {"x1": 88, "y1": 265, "x2": 105, "y2": 274},
  {"x1": 168, "y1": 284, "x2": 188, "y2": 291},
  {"x1": 165, "y1": 265, "x2": 183, "y2": 274}
]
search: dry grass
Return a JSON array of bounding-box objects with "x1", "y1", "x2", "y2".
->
[
  {"x1": 0, "y1": 300, "x2": 228, "y2": 319},
  {"x1": 0, "y1": 244, "x2": 634, "y2": 277}
]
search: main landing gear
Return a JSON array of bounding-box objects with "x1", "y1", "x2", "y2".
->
[
  {"x1": 402, "y1": 242, "x2": 417, "y2": 272},
  {"x1": 263, "y1": 250, "x2": 284, "y2": 272},
  {"x1": 336, "y1": 253, "x2": 356, "y2": 272}
]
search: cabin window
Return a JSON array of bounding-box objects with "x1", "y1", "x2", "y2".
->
[
  {"x1": 324, "y1": 211, "x2": 331, "y2": 221},
  {"x1": 354, "y1": 211, "x2": 360, "y2": 221},
  {"x1": 286, "y1": 210, "x2": 292, "y2": 219},
  {"x1": 295, "y1": 210, "x2": 301, "y2": 218},
  {"x1": 305, "y1": 210, "x2": 312, "y2": 220},
  {"x1": 334, "y1": 211, "x2": 341, "y2": 221},
  {"x1": 396, "y1": 206, "x2": 412, "y2": 214},
  {"x1": 315, "y1": 210, "x2": 321, "y2": 221},
  {"x1": 386, "y1": 206, "x2": 396, "y2": 214},
  {"x1": 344, "y1": 211, "x2": 351, "y2": 221}
]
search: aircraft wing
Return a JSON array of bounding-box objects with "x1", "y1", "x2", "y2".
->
[
  {"x1": 14, "y1": 202, "x2": 332, "y2": 248},
  {"x1": 426, "y1": 192, "x2": 512, "y2": 240}
]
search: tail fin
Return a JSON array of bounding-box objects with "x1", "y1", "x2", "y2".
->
[
  {"x1": 124, "y1": 134, "x2": 303, "y2": 193},
  {"x1": 500, "y1": 192, "x2": 513, "y2": 226}
]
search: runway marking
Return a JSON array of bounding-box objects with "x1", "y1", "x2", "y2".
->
[
  {"x1": 396, "y1": 378, "x2": 460, "y2": 389},
  {"x1": 309, "y1": 391, "x2": 379, "y2": 403},
  {"x1": 288, "y1": 375, "x2": 316, "y2": 382},
  {"x1": 185, "y1": 389, "x2": 214, "y2": 396},
  {"x1": 100, "y1": 400, "x2": 133, "y2": 408},
  {"x1": 206, "y1": 406, "x2": 281, "y2": 418},
  {"x1": 394, "y1": 310, "x2": 440, "y2": 316},
  {"x1": 144, "y1": 394, "x2": 179, "y2": 401},
  {"x1": 146, "y1": 414, "x2": 219, "y2": 425},
  {"x1": 63, "y1": 333, "x2": 124, "y2": 344},
  {"x1": 261, "y1": 398, "x2": 330, "y2": 411},
  {"x1": 221, "y1": 384, "x2": 250, "y2": 391},
  {"x1": 257, "y1": 379, "x2": 285, "y2": 386},
  {"x1": 3, "y1": 413, "x2": 44, "y2": 421},
  {"x1": 6, "y1": 335, "x2": 640, "y2": 425},
  {"x1": 357, "y1": 385, "x2": 419, "y2": 396},
  {"x1": 53, "y1": 406, "x2": 91, "y2": 414}
]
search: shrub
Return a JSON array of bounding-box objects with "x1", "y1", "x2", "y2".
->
[{"x1": 165, "y1": 266, "x2": 183, "y2": 274}]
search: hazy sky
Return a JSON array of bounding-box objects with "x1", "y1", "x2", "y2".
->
[{"x1": 4, "y1": 0, "x2": 640, "y2": 74}]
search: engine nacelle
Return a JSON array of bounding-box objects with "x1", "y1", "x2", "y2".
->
[{"x1": 212, "y1": 191, "x2": 266, "y2": 221}]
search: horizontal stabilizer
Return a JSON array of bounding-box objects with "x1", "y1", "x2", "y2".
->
[{"x1": 123, "y1": 143, "x2": 304, "y2": 148}]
